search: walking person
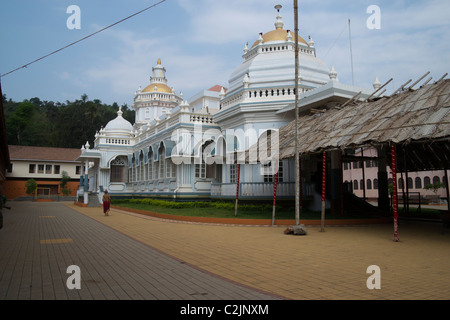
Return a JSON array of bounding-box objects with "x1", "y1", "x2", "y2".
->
[{"x1": 102, "y1": 190, "x2": 111, "y2": 216}]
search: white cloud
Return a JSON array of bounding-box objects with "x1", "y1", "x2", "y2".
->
[
  {"x1": 82, "y1": 27, "x2": 231, "y2": 104},
  {"x1": 177, "y1": 0, "x2": 294, "y2": 44},
  {"x1": 60, "y1": 1, "x2": 450, "y2": 104}
]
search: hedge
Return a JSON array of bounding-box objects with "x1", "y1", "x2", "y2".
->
[{"x1": 112, "y1": 198, "x2": 275, "y2": 211}]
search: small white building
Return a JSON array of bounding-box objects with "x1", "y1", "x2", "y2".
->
[
  {"x1": 4, "y1": 145, "x2": 82, "y2": 200},
  {"x1": 343, "y1": 146, "x2": 448, "y2": 203}
]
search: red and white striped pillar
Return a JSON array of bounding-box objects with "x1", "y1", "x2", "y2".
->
[
  {"x1": 321, "y1": 151, "x2": 326, "y2": 232},
  {"x1": 391, "y1": 144, "x2": 400, "y2": 242}
]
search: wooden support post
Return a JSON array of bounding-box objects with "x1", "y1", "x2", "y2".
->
[
  {"x1": 445, "y1": 169, "x2": 450, "y2": 212},
  {"x1": 361, "y1": 148, "x2": 366, "y2": 201},
  {"x1": 377, "y1": 145, "x2": 390, "y2": 211}
]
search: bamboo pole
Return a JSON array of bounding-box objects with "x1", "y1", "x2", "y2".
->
[{"x1": 391, "y1": 145, "x2": 400, "y2": 242}]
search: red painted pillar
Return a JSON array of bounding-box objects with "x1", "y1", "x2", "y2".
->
[
  {"x1": 322, "y1": 152, "x2": 327, "y2": 201},
  {"x1": 391, "y1": 145, "x2": 400, "y2": 242},
  {"x1": 299, "y1": 155, "x2": 303, "y2": 208},
  {"x1": 321, "y1": 151, "x2": 326, "y2": 232},
  {"x1": 272, "y1": 163, "x2": 278, "y2": 226},
  {"x1": 234, "y1": 164, "x2": 241, "y2": 216}
]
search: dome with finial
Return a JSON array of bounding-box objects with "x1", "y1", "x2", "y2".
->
[
  {"x1": 329, "y1": 66, "x2": 338, "y2": 81},
  {"x1": 250, "y1": 5, "x2": 307, "y2": 49},
  {"x1": 104, "y1": 107, "x2": 134, "y2": 137},
  {"x1": 224, "y1": 5, "x2": 330, "y2": 100},
  {"x1": 142, "y1": 58, "x2": 173, "y2": 93},
  {"x1": 373, "y1": 77, "x2": 382, "y2": 90}
]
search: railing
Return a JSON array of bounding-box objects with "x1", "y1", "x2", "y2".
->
[{"x1": 211, "y1": 182, "x2": 313, "y2": 199}]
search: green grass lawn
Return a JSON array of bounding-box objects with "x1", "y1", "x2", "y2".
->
[
  {"x1": 111, "y1": 199, "x2": 376, "y2": 220},
  {"x1": 398, "y1": 206, "x2": 442, "y2": 216}
]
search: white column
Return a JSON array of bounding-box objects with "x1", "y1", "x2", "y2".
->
[{"x1": 84, "y1": 159, "x2": 89, "y2": 204}]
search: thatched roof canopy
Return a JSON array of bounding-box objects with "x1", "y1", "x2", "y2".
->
[{"x1": 255, "y1": 78, "x2": 450, "y2": 171}]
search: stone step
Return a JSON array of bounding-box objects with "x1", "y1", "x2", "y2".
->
[{"x1": 88, "y1": 193, "x2": 101, "y2": 207}]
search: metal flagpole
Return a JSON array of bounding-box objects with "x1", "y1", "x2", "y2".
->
[
  {"x1": 294, "y1": 0, "x2": 300, "y2": 225},
  {"x1": 348, "y1": 18, "x2": 354, "y2": 86}
]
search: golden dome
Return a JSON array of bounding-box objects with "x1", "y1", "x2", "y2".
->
[
  {"x1": 142, "y1": 82, "x2": 173, "y2": 93},
  {"x1": 251, "y1": 29, "x2": 307, "y2": 49}
]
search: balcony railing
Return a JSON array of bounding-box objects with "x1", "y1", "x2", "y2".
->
[{"x1": 211, "y1": 182, "x2": 313, "y2": 200}]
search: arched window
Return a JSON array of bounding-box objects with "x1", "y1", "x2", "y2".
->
[
  {"x1": 407, "y1": 177, "x2": 413, "y2": 189},
  {"x1": 367, "y1": 179, "x2": 372, "y2": 190},
  {"x1": 353, "y1": 180, "x2": 358, "y2": 190},
  {"x1": 373, "y1": 179, "x2": 378, "y2": 189},
  {"x1": 196, "y1": 141, "x2": 216, "y2": 179},
  {"x1": 139, "y1": 152, "x2": 144, "y2": 181},
  {"x1": 424, "y1": 176, "x2": 431, "y2": 186},
  {"x1": 130, "y1": 155, "x2": 136, "y2": 182},
  {"x1": 159, "y1": 146, "x2": 166, "y2": 179},
  {"x1": 433, "y1": 176, "x2": 440, "y2": 184},
  {"x1": 148, "y1": 149, "x2": 153, "y2": 180},
  {"x1": 110, "y1": 156, "x2": 127, "y2": 183},
  {"x1": 415, "y1": 177, "x2": 422, "y2": 189}
]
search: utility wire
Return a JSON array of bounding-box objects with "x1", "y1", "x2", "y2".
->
[{"x1": 0, "y1": 0, "x2": 167, "y2": 78}]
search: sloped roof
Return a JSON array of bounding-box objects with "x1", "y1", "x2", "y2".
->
[
  {"x1": 8, "y1": 145, "x2": 82, "y2": 163},
  {"x1": 251, "y1": 78, "x2": 450, "y2": 171},
  {"x1": 208, "y1": 85, "x2": 227, "y2": 93},
  {"x1": 278, "y1": 78, "x2": 450, "y2": 157}
]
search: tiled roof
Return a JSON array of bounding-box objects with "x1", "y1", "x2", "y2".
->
[
  {"x1": 8, "y1": 145, "x2": 82, "y2": 162},
  {"x1": 208, "y1": 85, "x2": 227, "y2": 93}
]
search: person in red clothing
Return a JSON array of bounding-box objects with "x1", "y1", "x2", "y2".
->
[{"x1": 102, "y1": 190, "x2": 111, "y2": 216}]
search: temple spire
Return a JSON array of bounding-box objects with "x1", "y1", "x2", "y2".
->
[{"x1": 274, "y1": 5, "x2": 284, "y2": 30}]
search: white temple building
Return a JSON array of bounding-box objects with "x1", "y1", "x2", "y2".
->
[{"x1": 77, "y1": 5, "x2": 374, "y2": 205}]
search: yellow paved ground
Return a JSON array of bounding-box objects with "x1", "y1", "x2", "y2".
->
[{"x1": 68, "y1": 203, "x2": 450, "y2": 300}]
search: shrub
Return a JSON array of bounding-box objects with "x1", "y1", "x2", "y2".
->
[{"x1": 111, "y1": 198, "x2": 273, "y2": 211}]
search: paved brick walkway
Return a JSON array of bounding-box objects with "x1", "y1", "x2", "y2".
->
[
  {"x1": 0, "y1": 202, "x2": 278, "y2": 300},
  {"x1": 2, "y1": 201, "x2": 450, "y2": 301}
]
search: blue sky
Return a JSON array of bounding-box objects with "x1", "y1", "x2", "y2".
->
[{"x1": 1, "y1": 0, "x2": 449, "y2": 107}]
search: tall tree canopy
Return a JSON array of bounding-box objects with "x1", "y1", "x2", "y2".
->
[{"x1": 3, "y1": 94, "x2": 135, "y2": 148}]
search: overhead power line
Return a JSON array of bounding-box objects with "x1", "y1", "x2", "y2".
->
[{"x1": 0, "y1": 0, "x2": 167, "y2": 78}]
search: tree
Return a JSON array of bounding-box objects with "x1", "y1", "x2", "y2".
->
[
  {"x1": 424, "y1": 182, "x2": 445, "y2": 195},
  {"x1": 4, "y1": 94, "x2": 135, "y2": 148},
  {"x1": 60, "y1": 171, "x2": 72, "y2": 196},
  {"x1": 6, "y1": 100, "x2": 35, "y2": 145},
  {"x1": 25, "y1": 179, "x2": 37, "y2": 195}
]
